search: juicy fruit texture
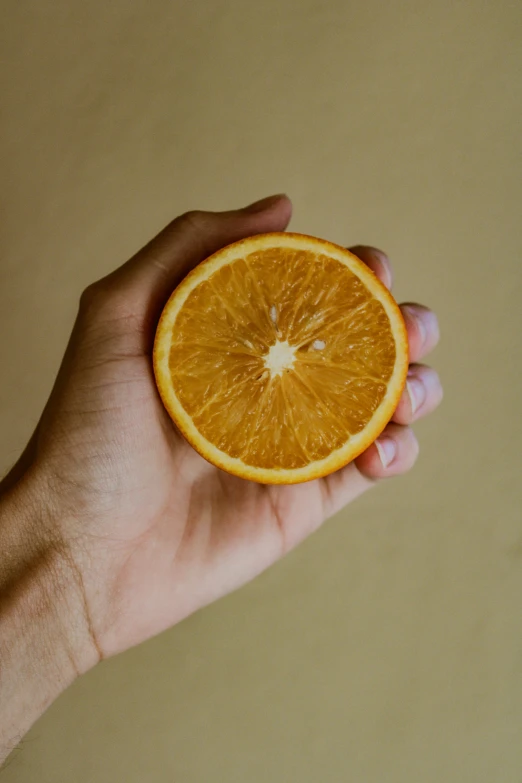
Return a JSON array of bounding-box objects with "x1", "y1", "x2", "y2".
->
[
  {"x1": 170, "y1": 251, "x2": 395, "y2": 468},
  {"x1": 154, "y1": 233, "x2": 408, "y2": 484}
]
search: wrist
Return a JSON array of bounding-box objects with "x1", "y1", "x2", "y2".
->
[{"x1": 0, "y1": 471, "x2": 99, "y2": 762}]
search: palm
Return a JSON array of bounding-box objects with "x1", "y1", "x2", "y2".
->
[{"x1": 42, "y1": 338, "x2": 328, "y2": 656}]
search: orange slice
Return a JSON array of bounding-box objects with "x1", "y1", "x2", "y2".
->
[{"x1": 153, "y1": 233, "x2": 408, "y2": 484}]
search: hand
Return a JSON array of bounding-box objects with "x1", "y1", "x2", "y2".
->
[{"x1": 0, "y1": 195, "x2": 441, "y2": 750}]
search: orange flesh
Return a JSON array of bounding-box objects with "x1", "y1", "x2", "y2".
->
[{"x1": 168, "y1": 247, "x2": 396, "y2": 470}]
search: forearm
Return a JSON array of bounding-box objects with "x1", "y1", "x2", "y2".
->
[{"x1": 0, "y1": 477, "x2": 91, "y2": 764}]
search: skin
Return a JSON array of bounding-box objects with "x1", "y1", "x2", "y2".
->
[{"x1": 0, "y1": 195, "x2": 442, "y2": 762}]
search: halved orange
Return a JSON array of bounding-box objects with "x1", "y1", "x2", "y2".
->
[{"x1": 153, "y1": 233, "x2": 408, "y2": 484}]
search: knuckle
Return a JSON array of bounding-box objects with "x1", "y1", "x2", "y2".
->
[
  {"x1": 79, "y1": 280, "x2": 127, "y2": 325},
  {"x1": 79, "y1": 280, "x2": 109, "y2": 314},
  {"x1": 173, "y1": 210, "x2": 215, "y2": 261},
  {"x1": 178, "y1": 210, "x2": 208, "y2": 234}
]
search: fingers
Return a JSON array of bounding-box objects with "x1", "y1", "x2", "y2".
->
[
  {"x1": 393, "y1": 364, "x2": 443, "y2": 425},
  {"x1": 318, "y1": 248, "x2": 441, "y2": 521},
  {"x1": 319, "y1": 422, "x2": 420, "y2": 517},
  {"x1": 349, "y1": 248, "x2": 440, "y2": 362},
  {"x1": 321, "y1": 363, "x2": 443, "y2": 516},
  {"x1": 104, "y1": 194, "x2": 293, "y2": 318},
  {"x1": 401, "y1": 303, "x2": 440, "y2": 362},
  {"x1": 355, "y1": 422, "x2": 420, "y2": 479},
  {"x1": 349, "y1": 245, "x2": 393, "y2": 289}
]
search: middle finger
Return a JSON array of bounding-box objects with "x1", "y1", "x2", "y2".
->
[{"x1": 348, "y1": 247, "x2": 440, "y2": 363}]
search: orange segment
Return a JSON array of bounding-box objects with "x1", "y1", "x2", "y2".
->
[{"x1": 153, "y1": 233, "x2": 408, "y2": 483}]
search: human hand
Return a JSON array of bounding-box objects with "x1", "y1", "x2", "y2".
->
[{"x1": 0, "y1": 194, "x2": 441, "y2": 722}]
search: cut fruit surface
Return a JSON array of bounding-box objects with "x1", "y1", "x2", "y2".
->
[{"x1": 153, "y1": 233, "x2": 408, "y2": 484}]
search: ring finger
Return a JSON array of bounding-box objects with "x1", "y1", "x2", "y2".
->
[{"x1": 393, "y1": 363, "x2": 444, "y2": 425}]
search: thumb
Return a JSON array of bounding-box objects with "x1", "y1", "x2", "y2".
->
[{"x1": 105, "y1": 194, "x2": 292, "y2": 320}]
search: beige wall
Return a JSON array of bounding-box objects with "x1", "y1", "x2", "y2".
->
[{"x1": 1, "y1": 1, "x2": 521, "y2": 780}]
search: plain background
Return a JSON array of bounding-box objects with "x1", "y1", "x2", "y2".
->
[{"x1": 1, "y1": 0, "x2": 521, "y2": 780}]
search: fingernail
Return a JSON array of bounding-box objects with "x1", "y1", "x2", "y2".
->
[
  {"x1": 244, "y1": 194, "x2": 287, "y2": 213},
  {"x1": 406, "y1": 377, "x2": 426, "y2": 415},
  {"x1": 375, "y1": 437, "x2": 397, "y2": 468},
  {"x1": 371, "y1": 248, "x2": 390, "y2": 265},
  {"x1": 403, "y1": 305, "x2": 427, "y2": 346}
]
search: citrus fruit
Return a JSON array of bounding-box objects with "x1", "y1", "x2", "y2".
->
[{"x1": 153, "y1": 232, "x2": 408, "y2": 484}]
